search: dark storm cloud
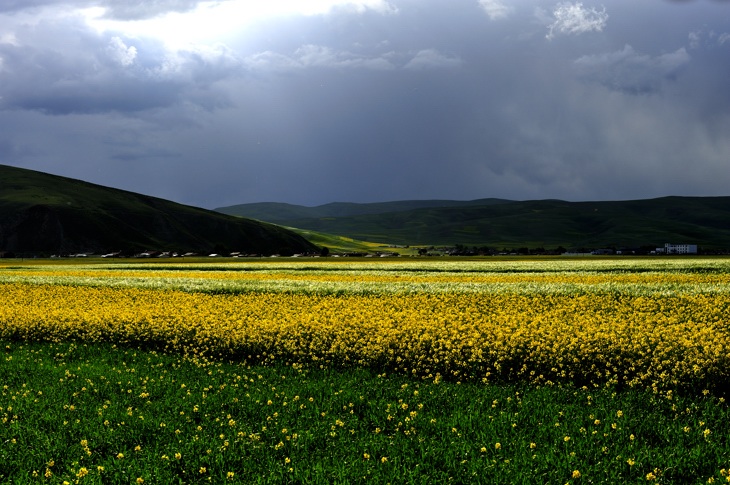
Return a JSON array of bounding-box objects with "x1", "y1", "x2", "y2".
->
[
  {"x1": 0, "y1": 16, "x2": 242, "y2": 114},
  {"x1": 0, "y1": 0, "x2": 73, "y2": 13},
  {"x1": 100, "y1": 0, "x2": 209, "y2": 20},
  {"x1": 1, "y1": 0, "x2": 729, "y2": 207}
]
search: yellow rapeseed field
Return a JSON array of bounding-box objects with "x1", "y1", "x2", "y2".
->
[{"x1": 2, "y1": 259, "x2": 729, "y2": 392}]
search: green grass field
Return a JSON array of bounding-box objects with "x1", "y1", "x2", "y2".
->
[{"x1": 2, "y1": 340, "x2": 729, "y2": 484}]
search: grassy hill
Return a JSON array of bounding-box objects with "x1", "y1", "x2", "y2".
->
[
  {"x1": 0, "y1": 164, "x2": 318, "y2": 256},
  {"x1": 217, "y1": 197, "x2": 730, "y2": 250},
  {"x1": 281, "y1": 226, "x2": 415, "y2": 255}
]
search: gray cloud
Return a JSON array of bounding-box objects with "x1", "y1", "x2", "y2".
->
[
  {"x1": 0, "y1": 0, "x2": 79, "y2": 13},
  {"x1": 574, "y1": 45, "x2": 691, "y2": 93},
  {"x1": 100, "y1": 0, "x2": 207, "y2": 20},
  {"x1": 689, "y1": 28, "x2": 730, "y2": 48},
  {"x1": 0, "y1": 15, "x2": 242, "y2": 115}
]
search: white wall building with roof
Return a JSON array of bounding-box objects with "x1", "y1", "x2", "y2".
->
[{"x1": 656, "y1": 243, "x2": 698, "y2": 254}]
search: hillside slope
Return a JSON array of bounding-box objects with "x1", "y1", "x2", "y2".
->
[
  {"x1": 0, "y1": 164, "x2": 318, "y2": 255},
  {"x1": 217, "y1": 197, "x2": 730, "y2": 249}
]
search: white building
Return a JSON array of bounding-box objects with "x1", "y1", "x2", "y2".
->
[{"x1": 656, "y1": 243, "x2": 698, "y2": 254}]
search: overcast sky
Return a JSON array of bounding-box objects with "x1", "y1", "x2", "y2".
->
[{"x1": 1, "y1": 0, "x2": 729, "y2": 208}]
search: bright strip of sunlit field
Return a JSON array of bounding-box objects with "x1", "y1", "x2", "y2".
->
[{"x1": 3, "y1": 258, "x2": 730, "y2": 295}]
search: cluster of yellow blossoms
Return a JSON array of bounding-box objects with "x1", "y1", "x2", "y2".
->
[{"x1": 2, "y1": 259, "x2": 729, "y2": 392}]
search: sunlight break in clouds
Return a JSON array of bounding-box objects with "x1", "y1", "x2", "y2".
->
[
  {"x1": 83, "y1": 0, "x2": 398, "y2": 51},
  {"x1": 546, "y1": 2, "x2": 608, "y2": 40}
]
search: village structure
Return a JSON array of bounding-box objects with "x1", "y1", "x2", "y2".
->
[{"x1": 654, "y1": 243, "x2": 698, "y2": 255}]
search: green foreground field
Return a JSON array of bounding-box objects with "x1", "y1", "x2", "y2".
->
[
  {"x1": 2, "y1": 341, "x2": 729, "y2": 484},
  {"x1": 1, "y1": 257, "x2": 730, "y2": 483}
]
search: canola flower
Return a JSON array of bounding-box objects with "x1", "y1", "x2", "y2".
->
[{"x1": 2, "y1": 258, "x2": 730, "y2": 392}]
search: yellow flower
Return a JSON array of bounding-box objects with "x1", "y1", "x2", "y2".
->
[
  {"x1": 381, "y1": 456, "x2": 388, "y2": 463},
  {"x1": 136, "y1": 478, "x2": 144, "y2": 484},
  {"x1": 572, "y1": 470, "x2": 581, "y2": 478},
  {"x1": 495, "y1": 442, "x2": 501, "y2": 450}
]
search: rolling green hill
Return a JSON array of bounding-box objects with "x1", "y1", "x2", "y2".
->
[
  {"x1": 0, "y1": 164, "x2": 318, "y2": 256},
  {"x1": 217, "y1": 197, "x2": 730, "y2": 250}
]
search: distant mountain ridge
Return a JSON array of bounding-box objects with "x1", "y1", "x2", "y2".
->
[
  {"x1": 216, "y1": 199, "x2": 513, "y2": 221},
  {"x1": 216, "y1": 197, "x2": 730, "y2": 250},
  {"x1": 0, "y1": 164, "x2": 317, "y2": 256}
]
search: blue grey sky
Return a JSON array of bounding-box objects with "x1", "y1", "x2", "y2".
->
[{"x1": 1, "y1": 0, "x2": 729, "y2": 208}]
